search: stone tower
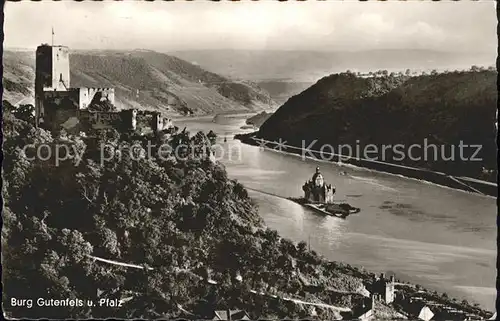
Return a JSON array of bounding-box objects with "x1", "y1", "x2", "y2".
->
[
  {"x1": 372, "y1": 273, "x2": 395, "y2": 304},
  {"x1": 152, "y1": 112, "x2": 163, "y2": 133},
  {"x1": 385, "y1": 275, "x2": 395, "y2": 303},
  {"x1": 35, "y1": 44, "x2": 71, "y2": 126}
]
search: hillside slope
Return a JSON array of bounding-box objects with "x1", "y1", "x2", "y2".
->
[
  {"x1": 2, "y1": 50, "x2": 35, "y2": 106},
  {"x1": 258, "y1": 70, "x2": 497, "y2": 180},
  {"x1": 2, "y1": 49, "x2": 275, "y2": 115}
]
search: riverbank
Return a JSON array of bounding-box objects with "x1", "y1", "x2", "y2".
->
[{"x1": 234, "y1": 132, "x2": 497, "y2": 197}]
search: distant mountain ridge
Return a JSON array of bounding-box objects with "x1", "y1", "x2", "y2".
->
[
  {"x1": 170, "y1": 49, "x2": 495, "y2": 81},
  {"x1": 255, "y1": 80, "x2": 314, "y2": 105},
  {"x1": 2, "y1": 49, "x2": 276, "y2": 115}
]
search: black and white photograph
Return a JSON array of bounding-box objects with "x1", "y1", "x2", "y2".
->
[{"x1": 1, "y1": 0, "x2": 498, "y2": 320}]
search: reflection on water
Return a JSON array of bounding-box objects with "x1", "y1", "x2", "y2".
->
[{"x1": 177, "y1": 116, "x2": 497, "y2": 311}]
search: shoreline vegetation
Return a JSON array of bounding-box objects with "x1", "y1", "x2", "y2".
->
[{"x1": 2, "y1": 100, "x2": 493, "y2": 319}]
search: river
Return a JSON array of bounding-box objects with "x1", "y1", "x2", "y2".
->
[{"x1": 175, "y1": 115, "x2": 497, "y2": 311}]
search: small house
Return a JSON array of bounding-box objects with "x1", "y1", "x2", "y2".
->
[
  {"x1": 418, "y1": 305, "x2": 434, "y2": 321},
  {"x1": 212, "y1": 310, "x2": 250, "y2": 320}
]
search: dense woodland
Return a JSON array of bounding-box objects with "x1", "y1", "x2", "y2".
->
[
  {"x1": 1, "y1": 97, "x2": 493, "y2": 319},
  {"x1": 1, "y1": 100, "x2": 374, "y2": 319},
  {"x1": 259, "y1": 68, "x2": 497, "y2": 181}
]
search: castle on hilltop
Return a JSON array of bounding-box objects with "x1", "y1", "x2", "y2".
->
[
  {"x1": 302, "y1": 167, "x2": 335, "y2": 204},
  {"x1": 34, "y1": 44, "x2": 172, "y2": 134}
]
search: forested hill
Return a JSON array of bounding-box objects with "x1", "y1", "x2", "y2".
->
[
  {"x1": 0, "y1": 102, "x2": 378, "y2": 319},
  {"x1": 2, "y1": 49, "x2": 275, "y2": 116},
  {"x1": 2, "y1": 101, "x2": 492, "y2": 319},
  {"x1": 258, "y1": 69, "x2": 497, "y2": 181}
]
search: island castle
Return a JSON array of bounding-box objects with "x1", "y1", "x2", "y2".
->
[
  {"x1": 302, "y1": 167, "x2": 335, "y2": 203},
  {"x1": 34, "y1": 44, "x2": 172, "y2": 134}
]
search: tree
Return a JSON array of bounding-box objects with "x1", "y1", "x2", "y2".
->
[
  {"x1": 207, "y1": 130, "x2": 217, "y2": 145},
  {"x1": 13, "y1": 104, "x2": 35, "y2": 123},
  {"x1": 297, "y1": 241, "x2": 308, "y2": 255}
]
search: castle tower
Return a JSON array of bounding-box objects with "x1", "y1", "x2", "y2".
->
[
  {"x1": 312, "y1": 167, "x2": 325, "y2": 187},
  {"x1": 152, "y1": 112, "x2": 163, "y2": 133},
  {"x1": 35, "y1": 44, "x2": 70, "y2": 91},
  {"x1": 35, "y1": 44, "x2": 71, "y2": 126},
  {"x1": 131, "y1": 109, "x2": 137, "y2": 131},
  {"x1": 304, "y1": 167, "x2": 335, "y2": 203},
  {"x1": 371, "y1": 273, "x2": 395, "y2": 304},
  {"x1": 385, "y1": 275, "x2": 395, "y2": 304},
  {"x1": 370, "y1": 293, "x2": 377, "y2": 308},
  {"x1": 324, "y1": 184, "x2": 335, "y2": 204}
]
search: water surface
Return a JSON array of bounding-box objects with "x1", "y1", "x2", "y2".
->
[{"x1": 176, "y1": 116, "x2": 497, "y2": 311}]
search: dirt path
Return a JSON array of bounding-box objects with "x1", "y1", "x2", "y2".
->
[{"x1": 87, "y1": 254, "x2": 351, "y2": 312}]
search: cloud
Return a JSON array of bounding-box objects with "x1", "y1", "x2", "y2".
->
[
  {"x1": 351, "y1": 13, "x2": 395, "y2": 35},
  {"x1": 4, "y1": 0, "x2": 496, "y2": 53}
]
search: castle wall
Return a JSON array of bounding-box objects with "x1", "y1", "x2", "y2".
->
[
  {"x1": 136, "y1": 112, "x2": 154, "y2": 134},
  {"x1": 303, "y1": 184, "x2": 335, "y2": 204},
  {"x1": 51, "y1": 108, "x2": 165, "y2": 135},
  {"x1": 78, "y1": 88, "x2": 115, "y2": 109},
  {"x1": 52, "y1": 109, "x2": 136, "y2": 134},
  {"x1": 153, "y1": 113, "x2": 173, "y2": 132},
  {"x1": 54, "y1": 109, "x2": 80, "y2": 133},
  {"x1": 78, "y1": 110, "x2": 136, "y2": 131},
  {"x1": 137, "y1": 111, "x2": 173, "y2": 134},
  {"x1": 43, "y1": 89, "x2": 81, "y2": 103},
  {"x1": 37, "y1": 89, "x2": 80, "y2": 129}
]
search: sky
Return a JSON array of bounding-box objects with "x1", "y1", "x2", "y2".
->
[{"x1": 3, "y1": 0, "x2": 497, "y2": 53}]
